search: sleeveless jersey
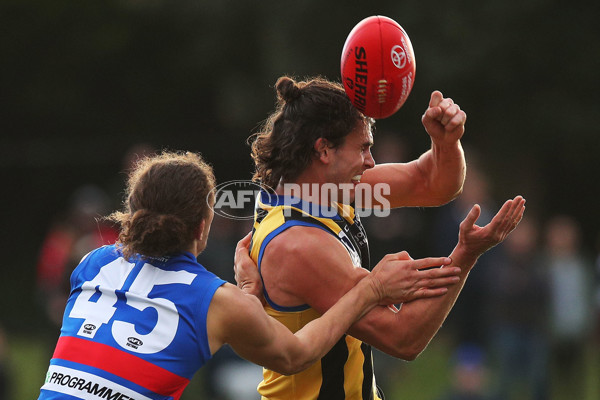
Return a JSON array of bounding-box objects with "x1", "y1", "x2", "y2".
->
[
  {"x1": 38, "y1": 244, "x2": 226, "y2": 400},
  {"x1": 250, "y1": 191, "x2": 381, "y2": 400}
]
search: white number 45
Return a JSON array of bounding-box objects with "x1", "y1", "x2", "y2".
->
[{"x1": 69, "y1": 258, "x2": 196, "y2": 354}]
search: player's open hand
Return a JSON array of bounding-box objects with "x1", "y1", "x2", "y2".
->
[
  {"x1": 369, "y1": 251, "x2": 461, "y2": 306},
  {"x1": 457, "y1": 195, "x2": 526, "y2": 262},
  {"x1": 421, "y1": 90, "x2": 466, "y2": 145},
  {"x1": 234, "y1": 232, "x2": 266, "y2": 305}
]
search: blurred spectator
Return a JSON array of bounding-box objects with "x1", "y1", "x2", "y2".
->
[
  {"x1": 484, "y1": 216, "x2": 550, "y2": 400},
  {"x1": 106, "y1": 143, "x2": 156, "y2": 210},
  {"x1": 431, "y1": 153, "x2": 497, "y2": 346},
  {"x1": 198, "y1": 215, "x2": 252, "y2": 282},
  {"x1": 543, "y1": 215, "x2": 594, "y2": 398},
  {"x1": 436, "y1": 343, "x2": 491, "y2": 400},
  {"x1": 35, "y1": 144, "x2": 153, "y2": 333},
  {"x1": 35, "y1": 185, "x2": 119, "y2": 329}
]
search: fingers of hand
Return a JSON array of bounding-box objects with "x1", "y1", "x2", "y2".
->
[
  {"x1": 420, "y1": 267, "x2": 461, "y2": 286},
  {"x1": 498, "y1": 196, "x2": 525, "y2": 227},
  {"x1": 418, "y1": 287, "x2": 450, "y2": 298},
  {"x1": 461, "y1": 204, "x2": 481, "y2": 230},
  {"x1": 425, "y1": 266, "x2": 461, "y2": 277},
  {"x1": 444, "y1": 109, "x2": 467, "y2": 132},
  {"x1": 234, "y1": 247, "x2": 247, "y2": 264},
  {"x1": 509, "y1": 196, "x2": 526, "y2": 228},
  {"x1": 412, "y1": 257, "x2": 452, "y2": 270},
  {"x1": 484, "y1": 196, "x2": 526, "y2": 245},
  {"x1": 429, "y1": 90, "x2": 444, "y2": 107},
  {"x1": 422, "y1": 106, "x2": 442, "y2": 124},
  {"x1": 424, "y1": 98, "x2": 466, "y2": 136},
  {"x1": 398, "y1": 268, "x2": 461, "y2": 302},
  {"x1": 387, "y1": 251, "x2": 412, "y2": 261},
  {"x1": 238, "y1": 232, "x2": 252, "y2": 247},
  {"x1": 437, "y1": 98, "x2": 455, "y2": 122},
  {"x1": 415, "y1": 274, "x2": 460, "y2": 294}
]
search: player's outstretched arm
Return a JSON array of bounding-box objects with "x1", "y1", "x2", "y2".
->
[{"x1": 348, "y1": 195, "x2": 526, "y2": 359}]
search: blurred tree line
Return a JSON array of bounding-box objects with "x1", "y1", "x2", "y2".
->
[{"x1": 0, "y1": 0, "x2": 598, "y2": 331}]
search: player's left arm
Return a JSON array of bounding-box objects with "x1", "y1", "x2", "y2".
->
[{"x1": 361, "y1": 90, "x2": 467, "y2": 208}]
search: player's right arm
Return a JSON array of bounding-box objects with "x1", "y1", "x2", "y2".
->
[{"x1": 347, "y1": 196, "x2": 525, "y2": 359}]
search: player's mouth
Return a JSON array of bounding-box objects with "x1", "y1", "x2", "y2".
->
[{"x1": 351, "y1": 174, "x2": 362, "y2": 185}]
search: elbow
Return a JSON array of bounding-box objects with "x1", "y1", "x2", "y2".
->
[
  {"x1": 418, "y1": 175, "x2": 464, "y2": 207},
  {"x1": 434, "y1": 182, "x2": 463, "y2": 206},
  {"x1": 388, "y1": 349, "x2": 421, "y2": 362},
  {"x1": 278, "y1": 362, "x2": 311, "y2": 376},
  {"x1": 443, "y1": 171, "x2": 465, "y2": 204},
  {"x1": 437, "y1": 163, "x2": 466, "y2": 206},
  {"x1": 280, "y1": 366, "x2": 303, "y2": 376},
  {"x1": 399, "y1": 347, "x2": 423, "y2": 362},
  {"x1": 270, "y1": 355, "x2": 313, "y2": 376},
  {"x1": 447, "y1": 185, "x2": 464, "y2": 203},
  {"x1": 450, "y1": 166, "x2": 466, "y2": 201},
  {"x1": 385, "y1": 342, "x2": 428, "y2": 362},
  {"x1": 278, "y1": 359, "x2": 301, "y2": 376}
]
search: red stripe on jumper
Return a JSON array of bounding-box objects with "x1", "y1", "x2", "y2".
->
[{"x1": 52, "y1": 336, "x2": 189, "y2": 399}]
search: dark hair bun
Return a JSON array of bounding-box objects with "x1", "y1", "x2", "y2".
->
[
  {"x1": 125, "y1": 209, "x2": 190, "y2": 257},
  {"x1": 276, "y1": 76, "x2": 301, "y2": 103}
]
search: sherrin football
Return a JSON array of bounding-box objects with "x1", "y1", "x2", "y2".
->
[{"x1": 341, "y1": 15, "x2": 416, "y2": 119}]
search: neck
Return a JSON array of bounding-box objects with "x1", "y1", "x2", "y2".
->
[
  {"x1": 188, "y1": 239, "x2": 204, "y2": 257},
  {"x1": 277, "y1": 180, "x2": 337, "y2": 206}
]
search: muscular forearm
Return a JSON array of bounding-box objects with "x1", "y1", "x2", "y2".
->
[
  {"x1": 227, "y1": 277, "x2": 380, "y2": 376},
  {"x1": 416, "y1": 140, "x2": 466, "y2": 205},
  {"x1": 378, "y1": 244, "x2": 480, "y2": 360},
  {"x1": 346, "y1": 242, "x2": 479, "y2": 360},
  {"x1": 377, "y1": 196, "x2": 525, "y2": 359},
  {"x1": 417, "y1": 90, "x2": 467, "y2": 205}
]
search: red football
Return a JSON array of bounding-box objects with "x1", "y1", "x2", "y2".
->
[{"x1": 341, "y1": 15, "x2": 416, "y2": 119}]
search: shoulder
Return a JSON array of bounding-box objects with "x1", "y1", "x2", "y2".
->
[
  {"x1": 266, "y1": 224, "x2": 346, "y2": 261},
  {"x1": 71, "y1": 245, "x2": 121, "y2": 283},
  {"x1": 260, "y1": 223, "x2": 367, "y2": 312},
  {"x1": 82, "y1": 244, "x2": 120, "y2": 263}
]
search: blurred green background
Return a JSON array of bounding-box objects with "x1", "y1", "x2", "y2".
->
[{"x1": 1, "y1": 0, "x2": 599, "y2": 399}]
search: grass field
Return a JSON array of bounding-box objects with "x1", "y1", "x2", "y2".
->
[
  {"x1": 9, "y1": 333, "x2": 599, "y2": 400},
  {"x1": 7, "y1": 335, "x2": 49, "y2": 400}
]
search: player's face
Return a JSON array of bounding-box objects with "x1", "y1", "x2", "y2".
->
[{"x1": 327, "y1": 122, "x2": 375, "y2": 203}]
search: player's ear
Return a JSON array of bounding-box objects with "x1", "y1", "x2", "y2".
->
[
  {"x1": 314, "y1": 138, "x2": 331, "y2": 163},
  {"x1": 196, "y1": 220, "x2": 206, "y2": 242}
]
